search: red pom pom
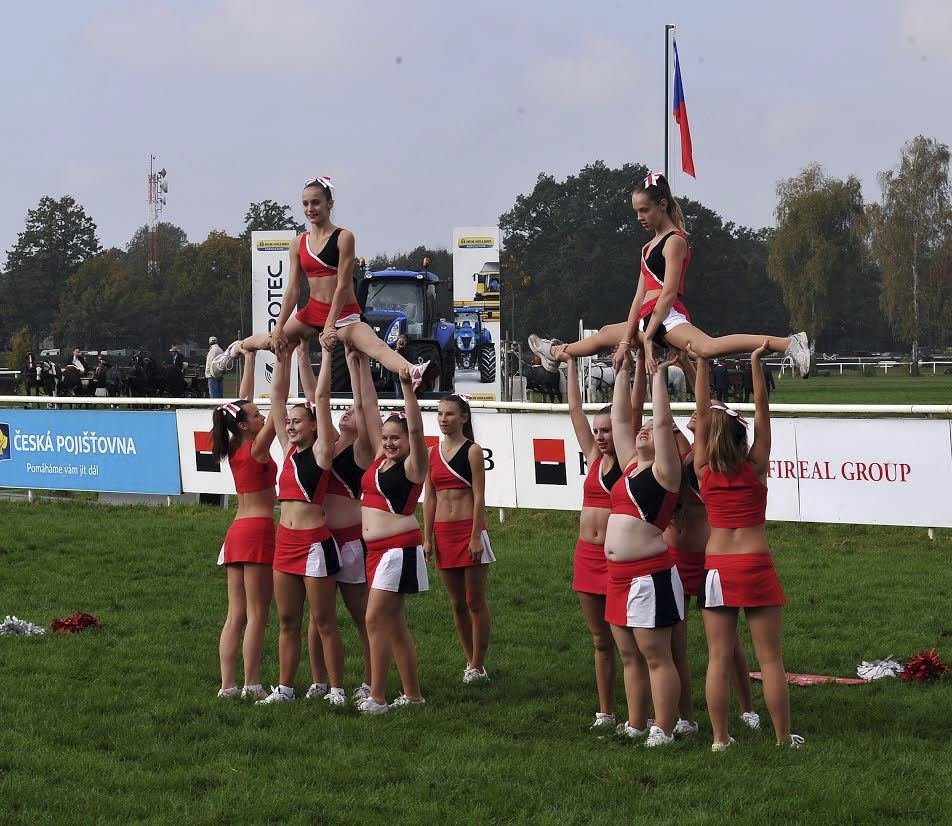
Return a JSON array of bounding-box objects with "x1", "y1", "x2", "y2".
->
[
  {"x1": 50, "y1": 611, "x2": 101, "y2": 634},
  {"x1": 900, "y1": 648, "x2": 950, "y2": 683}
]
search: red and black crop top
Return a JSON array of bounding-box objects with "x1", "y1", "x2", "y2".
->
[
  {"x1": 278, "y1": 446, "x2": 330, "y2": 504},
  {"x1": 609, "y1": 462, "x2": 679, "y2": 530},
  {"x1": 700, "y1": 461, "x2": 767, "y2": 528},
  {"x1": 429, "y1": 441, "x2": 473, "y2": 491},
  {"x1": 361, "y1": 455, "x2": 423, "y2": 516},
  {"x1": 641, "y1": 230, "x2": 691, "y2": 296},
  {"x1": 581, "y1": 455, "x2": 622, "y2": 509},
  {"x1": 326, "y1": 443, "x2": 365, "y2": 499},
  {"x1": 228, "y1": 441, "x2": 277, "y2": 494},
  {"x1": 300, "y1": 228, "x2": 342, "y2": 278}
]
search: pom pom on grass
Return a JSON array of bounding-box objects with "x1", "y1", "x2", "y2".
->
[
  {"x1": 50, "y1": 611, "x2": 101, "y2": 634},
  {"x1": 900, "y1": 649, "x2": 949, "y2": 683}
]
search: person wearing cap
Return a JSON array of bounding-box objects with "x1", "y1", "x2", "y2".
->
[
  {"x1": 169, "y1": 345, "x2": 184, "y2": 372},
  {"x1": 206, "y1": 336, "x2": 225, "y2": 398}
]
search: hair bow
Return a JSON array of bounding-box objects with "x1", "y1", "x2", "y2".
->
[
  {"x1": 710, "y1": 404, "x2": 748, "y2": 427},
  {"x1": 393, "y1": 411, "x2": 408, "y2": 420},
  {"x1": 304, "y1": 175, "x2": 334, "y2": 192},
  {"x1": 644, "y1": 172, "x2": 664, "y2": 189},
  {"x1": 219, "y1": 402, "x2": 241, "y2": 418},
  {"x1": 304, "y1": 400, "x2": 316, "y2": 413},
  {"x1": 454, "y1": 393, "x2": 473, "y2": 403}
]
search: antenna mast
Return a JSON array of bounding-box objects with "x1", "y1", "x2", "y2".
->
[{"x1": 147, "y1": 155, "x2": 168, "y2": 275}]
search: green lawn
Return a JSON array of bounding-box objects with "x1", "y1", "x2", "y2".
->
[
  {"x1": 768, "y1": 370, "x2": 952, "y2": 406},
  {"x1": 1, "y1": 502, "x2": 951, "y2": 824}
]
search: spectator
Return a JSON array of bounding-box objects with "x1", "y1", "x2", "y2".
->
[
  {"x1": 169, "y1": 345, "x2": 184, "y2": 372},
  {"x1": 206, "y1": 336, "x2": 225, "y2": 398},
  {"x1": 713, "y1": 359, "x2": 729, "y2": 402},
  {"x1": 741, "y1": 363, "x2": 754, "y2": 403},
  {"x1": 71, "y1": 348, "x2": 88, "y2": 373},
  {"x1": 763, "y1": 361, "x2": 776, "y2": 397}
]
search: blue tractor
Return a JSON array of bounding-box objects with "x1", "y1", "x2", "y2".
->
[
  {"x1": 454, "y1": 307, "x2": 496, "y2": 383},
  {"x1": 356, "y1": 266, "x2": 455, "y2": 394}
]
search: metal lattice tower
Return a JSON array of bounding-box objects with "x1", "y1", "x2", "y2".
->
[{"x1": 147, "y1": 155, "x2": 168, "y2": 275}]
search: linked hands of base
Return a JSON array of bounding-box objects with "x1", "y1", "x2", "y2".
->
[
  {"x1": 270, "y1": 327, "x2": 289, "y2": 358},
  {"x1": 319, "y1": 329, "x2": 338, "y2": 350},
  {"x1": 611, "y1": 342, "x2": 632, "y2": 374}
]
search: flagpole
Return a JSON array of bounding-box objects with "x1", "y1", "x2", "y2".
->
[{"x1": 664, "y1": 24, "x2": 675, "y2": 179}]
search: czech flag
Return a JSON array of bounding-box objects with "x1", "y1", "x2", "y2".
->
[{"x1": 672, "y1": 40, "x2": 696, "y2": 178}]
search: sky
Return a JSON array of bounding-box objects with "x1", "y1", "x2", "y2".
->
[{"x1": 1, "y1": 0, "x2": 951, "y2": 268}]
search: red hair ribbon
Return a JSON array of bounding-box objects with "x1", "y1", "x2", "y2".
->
[
  {"x1": 304, "y1": 175, "x2": 334, "y2": 192},
  {"x1": 644, "y1": 172, "x2": 664, "y2": 188},
  {"x1": 219, "y1": 402, "x2": 241, "y2": 418},
  {"x1": 710, "y1": 403, "x2": 747, "y2": 427}
]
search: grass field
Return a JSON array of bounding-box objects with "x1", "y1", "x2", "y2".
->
[{"x1": 1, "y1": 502, "x2": 951, "y2": 824}]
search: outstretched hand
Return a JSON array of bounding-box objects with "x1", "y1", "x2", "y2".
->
[
  {"x1": 319, "y1": 329, "x2": 338, "y2": 351},
  {"x1": 641, "y1": 334, "x2": 659, "y2": 375},
  {"x1": 611, "y1": 342, "x2": 632, "y2": 374}
]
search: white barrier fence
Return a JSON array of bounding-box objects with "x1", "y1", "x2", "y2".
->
[{"x1": 2, "y1": 397, "x2": 951, "y2": 529}]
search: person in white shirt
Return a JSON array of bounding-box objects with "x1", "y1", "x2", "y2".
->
[{"x1": 206, "y1": 336, "x2": 225, "y2": 398}]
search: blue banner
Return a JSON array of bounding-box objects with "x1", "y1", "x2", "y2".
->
[{"x1": 0, "y1": 410, "x2": 181, "y2": 494}]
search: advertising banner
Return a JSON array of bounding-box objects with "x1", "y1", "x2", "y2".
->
[
  {"x1": 0, "y1": 410, "x2": 180, "y2": 494},
  {"x1": 452, "y1": 227, "x2": 501, "y2": 401},
  {"x1": 250, "y1": 231, "x2": 299, "y2": 399}
]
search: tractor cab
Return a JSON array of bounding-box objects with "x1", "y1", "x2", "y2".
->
[{"x1": 473, "y1": 260, "x2": 501, "y2": 301}]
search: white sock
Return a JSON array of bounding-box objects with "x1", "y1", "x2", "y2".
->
[
  {"x1": 329, "y1": 686, "x2": 345, "y2": 696},
  {"x1": 243, "y1": 683, "x2": 262, "y2": 691},
  {"x1": 278, "y1": 684, "x2": 294, "y2": 697}
]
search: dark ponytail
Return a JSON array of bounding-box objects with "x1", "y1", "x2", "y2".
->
[
  {"x1": 211, "y1": 399, "x2": 251, "y2": 461},
  {"x1": 442, "y1": 393, "x2": 475, "y2": 441},
  {"x1": 633, "y1": 172, "x2": 686, "y2": 234}
]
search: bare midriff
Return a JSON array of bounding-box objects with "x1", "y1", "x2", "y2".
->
[
  {"x1": 663, "y1": 500, "x2": 709, "y2": 554},
  {"x1": 604, "y1": 513, "x2": 667, "y2": 562},
  {"x1": 579, "y1": 506, "x2": 610, "y2": 545},
  {"x1": 235, "y1": 488, "x2": 276, "y2": 520},
  {"x1": 362, "y1": 507, "x2": 419, "y2": 543},
  {"x1": 324, "y1": 493, "x2": 362, "y2": 531},
  {"x1": 279, "y1": 499, "x2": 326, "y2": 530},
  {"x1": 706, "y1": 524, "x2": 770, "y2": 557},
  {"x1": 434, "y1": 487, "x2": 474, "y2": 523}
]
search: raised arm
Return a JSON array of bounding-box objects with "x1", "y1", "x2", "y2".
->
[
  {"x1": 689, "y1": 344, "x2": 710, "y2": 472},
  {"x1": 650, "y1": 357, "x2": 681, "y2": 493},
  {"x1": 610, "y1": 361, "x2": 636, "y2": 468},
  {"x1": 616, "y1": 273, "x2": 647, "y2": 372},
  {"x1": 630, "y1": 348, "x2": 647, "y2": 434},
  {"x1": 311, "y1": 343, "x2": 336, "y2": 469},
  {"x1": 748, "y1": 340, "x2": 771, "y2": 477},
  {"x1": 296, "y1": 340, "x2": 317, "y2": 403},
  {"x1": 238, "y1": 349, "x2": 256, "y2": 401},
  {"x1": 269, "y1": 352, "x2": 291, "y2": 452},
  {"x1": 567, "y1": 357, "x2": 596, "y2": 459},
  {"x1": 345, "y1": 344, "x2": 373, "y2": 466},
  {"x1": 401, "y1": 374, "x2": 429, "y2": 484},
  {"x1": 357, "y1": 351, "x2": 383, "y2": 458}
]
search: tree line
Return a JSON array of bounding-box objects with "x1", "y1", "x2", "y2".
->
[{"x1": 3, "y1": 136, "x2": 950, "y2": 372}]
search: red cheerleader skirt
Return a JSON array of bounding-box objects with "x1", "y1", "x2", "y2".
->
[
  {"x1": 572, "y1": 539, "x2": 608, "y2": 595},
  {"x1": 218, "y1": 516, "x2": 275, "y2": 566}
]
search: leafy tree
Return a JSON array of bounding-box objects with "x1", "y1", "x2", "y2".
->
[
  {"x1": 768, "y1": 163, "x2": 866, "y2": 350},
  {"x1": 240, "y1": 200, "x2": 304, "y2": 245},
  {"x1": 0, "y1": 195, "x2": 100, "y2": 340},
  {"x1": 870, "y1": 136, "x2": 952, "y2": 371},
  {"x1": 6, "y1": 327, "x2": 36, "y2": 370},
  {"x1": 124, "y1": 223, "x2": 189, "y2": 349}
]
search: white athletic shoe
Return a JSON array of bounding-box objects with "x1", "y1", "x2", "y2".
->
[
  {"x1": 615, "y1": 722, "x2": 647, "y2": 739},
  {"x1": 463, "y1": 666, "x2": 489, "y2": 684},
  {"x1": 527, "y1": 335, "x2": 562, "y2": 373},
  {"x1": 673, "y1": 718, "x2": 700, "y2": 738},
  {"x1": 305, "y1": 682, "x2": 328, "y2": 700},
  {"x1": 358, "y1": 697, "x2": 390, "y2": 715},
  {"x1": 785, "y1": 332, "x2": 813, "y2": 378},
  {"x1": 591, "y1": 712, "x2": 616, "y2": 730},
  {"x1": 711, "y1": 737, "x2": 737, "y2": 753},
  {"x1": 240, "y1": 684, "x2": 268, "y2": 701},
  {"x1": 217, "y1": 686, "x2": 239, "y2": 699},
  {"x1": 780, "y1": 734, "x2": 805, "y2": 749},
  {"x1": 352, "y1": 683, "x2": 372, "y2": 702},
  {"x1": 644, "y1": 725, "x2": 675, "y2": 748},
  {"x1": 255, "y1": 686, "x2": 294, "y2": 705},
  {"x1": 409, "y1": 361, "x2": 432, "y2": 394},
  {"x1": 741, "y1": 711, "x2": 761, "y2": 730},
  {"x1": 324, "y1": 687, "x2": 347, "y2": 707},
  {"x1": 389, "y1": 694, "x2": 426, "y2": 709}
]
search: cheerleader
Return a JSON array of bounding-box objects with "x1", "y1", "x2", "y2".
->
[
  {"x1": 423, "y1": 393, "x2": 495, "y2": 684},
  {"x1": 211, "y1": 350, "x2": 276, "y2": 701},
  {"x1": 528, "y1": 173, "x2": 812, "y2": 378},
  {"x1": 690, "y1": 341, "x2": 803, "y2": 750}
]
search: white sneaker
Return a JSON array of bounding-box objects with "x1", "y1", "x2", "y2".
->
[
  {"x1": 352, "y1": 683, "x2": 372, "y2": 702},
  {"x1": 389, "y1": 694, "x2": 426, "y2": 709},
  {"x1": 615, "y1": 722, "x2": 647, "y2": 739},
  {"x1": 324, "y1": 687, "x2": 347, "y2": 707},
  {"x1": 240, "y1": 684, "x2": 267, "y2": 701},
  {"x1": 644, "y1": 725, "x2": 675, "y2": 748},
  {"x1": 213, "y1": 341, "x2": 241, "y2": 373},
  {"x1": 305, "y1": 682, "x2": 328, "y2": 700},
  {"x1": 409, "y1": 361, "x2": 432, "y2": 394},
  {"x1": 711, "y1": 736, "x2": 737, "y2": 753},
  {"x1": 358, "y1": 697, "x2": 390, "y2": 715},
  {"x1": 527, "y1": 335, "x2": 562, "y2": 373},
  {"x1": 255, "y1": 685, "x2": 294, "y2": 705},
  {"x1": 781, "y1": 734, "x2": 805, "y2": 749},
  {"x1": 673, "y1": 718, "x2": 699, "y2": 738},
  {"x1": 217, "y1": 686, "x2": 239, "y2": 699},
  {"x1": 740, "y1": 711, "x2": 761, "y2": 730},
  {"x1": 785, "y1": 332, "x2": 812, "y2": 378},
  {"x1": 591, "y1": 712, "x2": 616, "y2": 730},
  {"x1": 463, "y1": 666, "x2": 490, "y2": 684}
]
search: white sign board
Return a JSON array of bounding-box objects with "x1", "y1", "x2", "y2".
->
[{"x1": 250, "y1": 231, "x2": 299, "y2": 399}]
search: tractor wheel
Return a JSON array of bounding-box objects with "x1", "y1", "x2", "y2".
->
[
  {"x1": 440, "y1": 344, "x2": 455, "y2": 393},
  {"x1": 329, "y1": 341, "x2": 350, "y2": 394},
  {"x1": 478, "y1": 345, "x2": 496, "y2": 383}
]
